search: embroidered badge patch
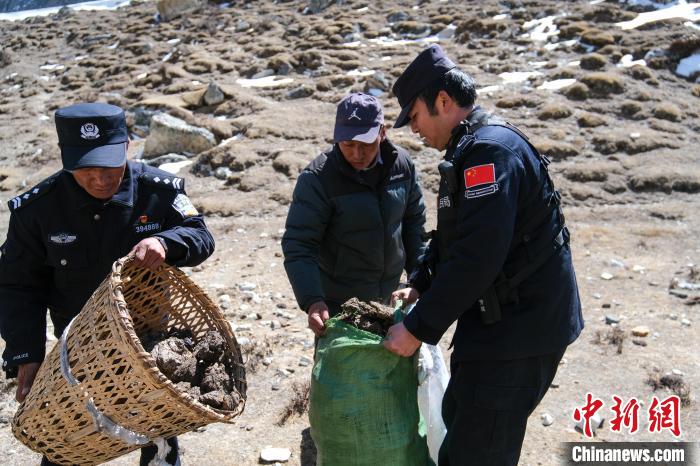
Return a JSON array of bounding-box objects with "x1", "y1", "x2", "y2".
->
[
  {"x1": 464, "y1": 164, "x2": 499, "y2": 199},
  {"x1": 49, "y1": 232, "x2": 78, "y2": 245},
  {"x1": 173, "y1": 193, "x2": 199, "y2": 218}
]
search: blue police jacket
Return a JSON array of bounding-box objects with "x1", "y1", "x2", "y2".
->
[
  {"x1": 0, "y1": 161, "x2": 214, "y2": 375},
  {"x1": 403, "y1": 109, "x2": 584, "y2": 361}
]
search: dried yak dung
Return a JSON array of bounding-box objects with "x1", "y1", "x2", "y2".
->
[
  {"x1": 337, "y1": 298, "x2": 394, "y2": 337},
  {"x1": 141, "y1": 328, "x2": 240, "y2": 411}
]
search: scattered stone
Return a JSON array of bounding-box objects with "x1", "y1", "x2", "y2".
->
[
  {"x1": 308, "y1": 0, "x2": 336, "y2": 14},
  {"x1": 157, "y1": 0, "x2": 205, "y2": 21},
  {"x1": 365, "y1": 71, "x2": 391, "y2": 91},
  {"x1": 601, "y1": 272, "x2": 614, "y2": 280},
  {"x1": 203, "y1": 81, "x2": 225, "y2": 106},
  {"x1": 387, "y1": 11, "x2": 410, "y2": 23},
  {"x1": 298, "y1": 356, "x2": 312, "y2": 367},
  {"x1": 632, "y1": 339, "x2": 647, "y2": 346},
  {"x1": 287, "y1": 85, "x2": 314, "y2": 99},
  {"x1": 260, "y1": 447, "x2": 291, "y2": 463},
  {"x1": 144, "y1": 113, "x2": 216, "y2": 158},
  {"x1": 239, "y1": 282, "x2": 257, "y2": 292},
  {"x1": 575, "y1": 412, "x2": 604, "y2": 436},
  {"x1": 262, "y1": 357, "x2": 273, "y2": 366},
  {"x1": 605, "y1": 315, "x2": 620, "y2": 325},
  {"x1": 681, "y1": 319, "x2": 691, "y2": 327},
  {"x1": 631, "y1": 326, "x2": 650, "y2": 337},
  {"x1": 541, "y1": 413, "x2": 554, "y2": 426}
]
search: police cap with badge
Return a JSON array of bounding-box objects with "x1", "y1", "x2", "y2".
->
[
  {"x1": 392, "y1": 44, "x2": 456, "y2": 129},
  {"x1": 55, "y1": 102, "x2": 128, "y2": 170}
]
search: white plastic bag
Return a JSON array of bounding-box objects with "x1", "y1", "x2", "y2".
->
[{"x1": 401, "y1": 302, "x2": 449, "y2": 463}]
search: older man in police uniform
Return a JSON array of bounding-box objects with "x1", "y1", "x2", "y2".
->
[
  {"x1": 0, "y1": 102, "x2": 214, "y2": 466},
  {"x1": 383, "y1": 45, "x2": 584, "y2": 465}
]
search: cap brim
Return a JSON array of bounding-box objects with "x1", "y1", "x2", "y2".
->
[
  {"x1": 334, "y1": 124, "x2": 381, "y2": 144},
  {"x1": 394, "y1": 98, "x2": 415, "y2": 129},
  {"x1": 61, "y1": 142, "x2": 127, "y2": 170}
]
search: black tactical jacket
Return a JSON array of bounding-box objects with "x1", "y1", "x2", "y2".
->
[
  {"x1": 403, "y1": 109, "x2": 584, "y2": 361},
  {"x1": 0, "y1": 161, "x2": 214, "y2": 376}
]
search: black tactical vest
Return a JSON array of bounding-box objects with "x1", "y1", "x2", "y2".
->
[{"x1": 435, "y1": 109, "x2": 568, "y2": 323}]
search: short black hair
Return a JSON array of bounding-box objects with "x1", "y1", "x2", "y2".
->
[{"x1": 418, "y1": 69, "x2": 477, "y2": 115}]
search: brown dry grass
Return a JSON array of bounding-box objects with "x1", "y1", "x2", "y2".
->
[{"x1": 276, "y1": 381, "x2": 311, "y2": 426}]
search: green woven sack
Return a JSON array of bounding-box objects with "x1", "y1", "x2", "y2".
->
[{"x1": 309, "y1": 316, "x2": 430, "y2": 466}]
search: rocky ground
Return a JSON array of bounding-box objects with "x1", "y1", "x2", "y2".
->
[{"x1": 0, "y1": 0, "x2": 699, "y2": 464}]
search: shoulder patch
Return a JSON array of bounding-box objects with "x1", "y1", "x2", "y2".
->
[
  {"x1": 464, "y1": 164, "x2": 499, "y2": 200},
  {"x1": 8, "y1": 172, "x2": 60, "y2": 212},
  {"x1": 140, "y1": 172, "x2": 185, "y2": 190}
]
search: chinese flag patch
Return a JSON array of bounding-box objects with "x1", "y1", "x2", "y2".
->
[{"x1": 464, "y1": 164, "x2": 496, "y2": 189}]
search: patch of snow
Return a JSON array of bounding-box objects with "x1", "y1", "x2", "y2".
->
[
  {"x1": 39, "y1": 64, "x2": 65, "y2": 71},
  {"x1": 618, "y1": 54, "x2": 647, "y2": 68},
  {"x1": 616, "y1": 2, "x2": 700, "y2": 30},
  {"x1": 499, "y1": 71, "x2": 543, "y2": 84},
  {"x1": 236, "y1": 75, "x2": 294, "y2": 88},
  {"x1": 347, "y1": 69, "x2": 375, "y2": 77},
  {"x1": 521, "y1": 15, "x2": 559, "y2": 42},
  {"x1": 0, "y1": 0, "x2": 148, "y2": 21},
  {"x1": 477, "y1": 85, "x2": 502, "y2": 94},
  {"x1": 676, "y1": 53, "x2": 700, "y2": 78},
  {"x1": 159, "y1": 160, "x2": 193, "y2": 174},
  {"x1": 493, "y1": 13, "x2": 509, "y2": 20},
  {"x1": 537, "y1": 78, "x2": 577, "y2": 90},
  {"x1": 367, "y1": 36, "x2": 440, "y2": 48}
]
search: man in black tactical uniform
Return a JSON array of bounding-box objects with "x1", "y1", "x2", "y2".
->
[
  {"x1": 383, "y1": 45, "x2": 584, "y2": 465},
  {"x1": 0, "y1": 103, "x2": 215, "y2": 466}
]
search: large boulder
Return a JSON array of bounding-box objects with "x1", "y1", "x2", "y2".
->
[
  {"x1": 144, "y1": 113, "x2": 216, "y2": 158},
  {"x1": 157, "y1": 0, "x2": 205, "y2": 21}
]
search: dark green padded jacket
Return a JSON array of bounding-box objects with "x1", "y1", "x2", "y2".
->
[{"x1": 282, "y1": 139, "x2": 427, "y2": 314}]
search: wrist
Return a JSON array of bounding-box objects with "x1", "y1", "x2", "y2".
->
[{"x1": 154, "y1": 236, "x2": 168, "y2": 255}]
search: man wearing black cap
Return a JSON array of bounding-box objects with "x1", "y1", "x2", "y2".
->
[
  {"x1": 282, "y1": 92, "x2": 426, "y2": 336},
  {"x1": 0, "y1": 102, "x2": 215, "y2": 466},
  {"x1": 383, "y1": 45, "x2": 583, "y2": 465}
]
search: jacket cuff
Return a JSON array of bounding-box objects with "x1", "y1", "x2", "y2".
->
[
  {"x1": 403, "y1": 307, "x2": 443, "y2": 345},
  {"x1": 153, "y1": 233, "x2": 187, "y2": 264},
  {"x1": 2, "y1": 346, "x2": 45, "y2": 379},
  {"x1": 301, "y1": 297, "x2": 324, "y2": 313}
]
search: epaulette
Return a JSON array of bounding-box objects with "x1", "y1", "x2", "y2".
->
[
  {"x1": 140, "y1": 172, "x2": 185, "y2": 190},
  {"x1": 8, "y1": 172, "x2": 60, "y2": 212}
]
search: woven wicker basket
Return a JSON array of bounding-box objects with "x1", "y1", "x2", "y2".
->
[{"x1": 12, "y1": 257, "x2": 247, "y2": 465}]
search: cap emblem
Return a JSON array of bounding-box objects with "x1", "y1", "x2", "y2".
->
[
  {"x1": 80, "y1": 123, "x2": 100, "y2": 140},
  {"x1": 348, "y1": 108, "x2": 362, "y2": 121}
]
